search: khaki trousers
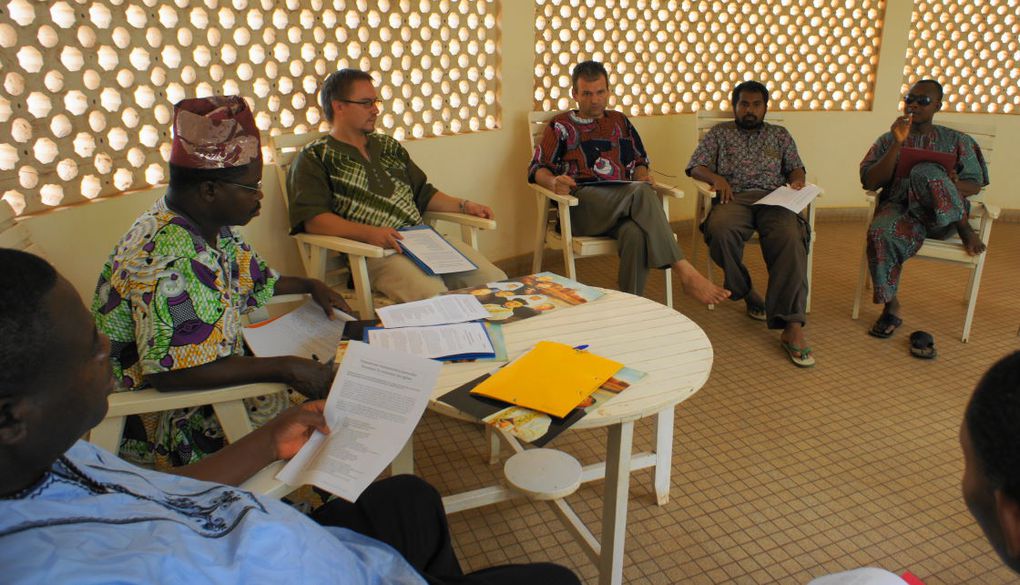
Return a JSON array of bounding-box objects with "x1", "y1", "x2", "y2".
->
[{"x1": 367, "y1": 237, "x2": 507, "y2": 302}]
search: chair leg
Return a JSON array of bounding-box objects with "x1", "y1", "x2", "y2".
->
[
  {"x1": 558, "y1": 202, "x2": 578, "y2": 281},
  {"x1": 213, "y1": 399, "x2": 256, "y2": 443},
  {"x1": 349, "y1": 255, "x2": 374, "y2": 319},
  {"x1": 307, "y1": 245, "x2": 328, "y2": 281},
  {"x1": 805, "y1": 204, "x2": 817, "y2": 314},
  {"x1": 705, "y1": 245, "x2": 715, "y2": 311},
  {"x1": 663, "y1": 268, "x2": 674, "y2": 309},
  {"x1": 533, "y1": 194, "x2": 550, "y2": 273},
  {"x1": 962, "y1": 260, "x2": 986, "y2": 343},
  {"x1": 461, "y1": 225, "x2": 479, "y2": 250},
  {"x1": 485, "y1": 425, "x2": 502, "y2": 465}
]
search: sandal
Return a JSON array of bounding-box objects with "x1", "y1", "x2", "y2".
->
[
  {"x1": 909, "y1": 331, "x2": 937, "y2": 360},
  {"x1": 868, "y1": 312, "x2": 902, "y2": 338},
  {"x1": 746, "y1": 302, "x2": 767, "y2": 322},
  {"x1": 781, "y1": 341, "x2": 816, "y2": 368}
]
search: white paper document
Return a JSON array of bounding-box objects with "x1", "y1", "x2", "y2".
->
[
  {"x1": 376, "y1": 294, "x2": 490, "y2": 328},
  {"x1": 367, "y1": 322, "x2": 494, "y2": 359},
  {"x1": 398, "y1": 225, "x2": 477, "y2": 274},
  {"x1": 242, "y1": 300, "x2": 354, "y2": 361},
  {"x1": 276, "y1": 341, "x2": 441, "y2": 501},
  {"x1": 753, "y1": 183, "x2": 822, "y2": 214},
  {"x1": 808, "y1": 568, "x2": 907, "y2": 585}
]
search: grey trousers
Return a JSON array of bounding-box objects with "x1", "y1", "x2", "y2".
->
[
  {"x1": 702, "y1": 197, "x2": 809, "y2": 329},
  {"x1": 571, "y1": 182, "x2": 683, "y2": 295}
]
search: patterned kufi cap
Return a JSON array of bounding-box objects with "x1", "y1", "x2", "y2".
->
[{"x1": 169, "y1": 96, "x2": 261, "y2": 169}]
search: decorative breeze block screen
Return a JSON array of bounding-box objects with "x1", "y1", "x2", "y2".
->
[
  {"x1": 904, "y1": 1, "x2": 1019, "y2": 114},
  {"x1": 0, "y1": 0, "x2": 502, "y2": 216},
  {"x1": 534, "y1": 0, "x2": 885, "y2": 115}
]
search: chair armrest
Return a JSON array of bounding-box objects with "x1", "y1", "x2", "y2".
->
[
  {"x1": 294, "y1": 232, "x2": 392, "y2": 258},
  {"x1": 973, "y1": 201, "x2": 1001, "y2": 220},
  {"x1": 106, "y1": 383, "x2": 288, "y2": 417},
  {"x1": 268, "y1": 294, "x2": 308, "y2": 305},
  {"x1": 650, "y1": 183, "x2": 684, "y2": 199},
  {"x1": 530, "y1": 183, "x2": 580, "y2": 206},
  {"x1": 423, "y1": 211, "x2": 496, "y2": 231},
  {"x1": 239, "y1": 460, "x2": 295, "y2": 499},
  {"x1": 693, "y1": 180, "x2": 717, "y2": 200}
]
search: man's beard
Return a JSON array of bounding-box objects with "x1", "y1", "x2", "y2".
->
[{"x1": 736, "y1": 115, "x2": 762, "y2": 130}]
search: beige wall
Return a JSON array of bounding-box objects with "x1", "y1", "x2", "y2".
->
[{"x1": 23, "y1": 1, "x2": 1020, "y2": 301}]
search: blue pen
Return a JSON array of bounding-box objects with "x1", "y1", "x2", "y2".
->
[{"x1": 572, "y1": 344, "x2": 589, "y2": 351}]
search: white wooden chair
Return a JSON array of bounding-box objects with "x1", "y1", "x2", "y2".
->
[
  {"x1": 528, "y1": 111, "x2": 684, "y2": 309},
  {"x1": 270, "y1": 131, "x2": 497, "y2": 318},
  {"x1": 688, "y1": 111, "x2": 820, "y2": 312},
  {"x1": 851, "y1": 120, "x2": 1000, "y2": 343}
]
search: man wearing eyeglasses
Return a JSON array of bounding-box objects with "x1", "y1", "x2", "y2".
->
[
  {"x1": 92, "y1": 96, "x2": 351, "y2": 465},
  {"x1": 287, "y1": 68, "x2": 506, "y2": 303},
  {"x1": 859, "y1": 80, "x2": 989, "y2": 339}
]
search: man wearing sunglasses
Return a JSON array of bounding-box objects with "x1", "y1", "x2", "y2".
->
[
  {"x1": 92, "y1": 96, "x2": 352, "y2": 465},
  {"x1": 287, "y1": 68, "x2": 506, "y2": 303},
  {"x1": 860, "y1": 80, "x2": 989, "y2": 339}
]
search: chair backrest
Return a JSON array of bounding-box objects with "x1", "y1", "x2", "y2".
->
[
  {"x1": 938, "y1": 120, "x2": 995, "y2": 170},
  {"x1": 695, "y1": 109, "x2": 785, "y2": 141},
  {"x1": 528, "y1": 111, "x2": 560, "y2": 155},
  {"x1": 270, "y1": 130, "x2": 329, "y2": 213}
]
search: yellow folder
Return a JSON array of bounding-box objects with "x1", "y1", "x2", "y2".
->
[{"x1": 470, "y1": 341, "x2": 623, "y2": 418}]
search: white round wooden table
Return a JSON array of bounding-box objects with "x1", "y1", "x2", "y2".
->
[{"x1": 414, "y1": 290, "x2": 714, "y2": 585}]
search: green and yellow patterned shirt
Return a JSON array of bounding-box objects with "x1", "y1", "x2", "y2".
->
[{"x1": 286, "y1": 133, "x2": 438, "y2": 232}]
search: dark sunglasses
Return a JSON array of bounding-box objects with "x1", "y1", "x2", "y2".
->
[
  {"x1": 340, "y1": 98, "x2": 383, "y2": 107},
  {"x1": 903, "y1": 94, "x2": 934, "y2": 106}
]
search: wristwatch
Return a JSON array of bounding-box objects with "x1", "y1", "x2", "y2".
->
[{"x1": 459, "y1": 199, "x2": 469, "y2": 213}]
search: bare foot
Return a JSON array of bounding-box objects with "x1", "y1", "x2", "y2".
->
[
  {"x1": 956, "y1": 220, "x2": 986, "y2": 256},
  {"x1": 674, "y1": 260, "x2": 731, "y2": 304}
]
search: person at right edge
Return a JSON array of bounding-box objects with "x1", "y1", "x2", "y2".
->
[{"x1": 860, "y1": 79, "x2": 989, "y2": 340}]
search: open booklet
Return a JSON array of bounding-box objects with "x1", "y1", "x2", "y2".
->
[
  {"x1": 242, "y1": 299, "x2": 355, "y2": 361},
  {"x1": 753, "y1": 183, "x2": 822, "y2": 214},
  {"x1": 397, "y1": 225, "x2": 477, "y2": 275},
  {"x1": 276, "y1": 341, "x2": 441, "y2": 501}
]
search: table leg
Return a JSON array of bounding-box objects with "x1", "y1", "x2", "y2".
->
[
  {"x1": 654, "y1": 407, "x2": 674, "y2": 505},
  {"x1": 391, "y1": 437, "x2": 414, "y2": 475},
  {"x1": 599, "y1": 421, "x2": 634, "y2": 585}
]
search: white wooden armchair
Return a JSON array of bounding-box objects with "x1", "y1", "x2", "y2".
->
[
  {"x1": 688, "y1": 111, "x2": 820, "y2": 312},
  {"x1": 851, "y1": 120, "x2": 1000, "y2": 343},
  {"x1": 528, "y1": 111, "x2": 684, "y2": 309},
  {"x1": 270, "y1": 131, "x2": 497, "y2": 318}
]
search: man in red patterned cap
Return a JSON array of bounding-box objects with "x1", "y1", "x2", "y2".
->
[{"x1": 92, "y1": 96, "x2": 352, "y2": 466}]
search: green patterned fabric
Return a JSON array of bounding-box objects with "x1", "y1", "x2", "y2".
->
[
  {"x1": 92, "y1": 196, "x2": 287, "y2": 466},
  {"x1": 286, "y1": 133, "x2": 438, "y2": 232}
]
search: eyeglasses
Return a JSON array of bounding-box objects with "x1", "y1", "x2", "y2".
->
[
  {"x1": 218, "y1": 180, "x2": 262, "y2": 192},
  {"x1": 903, "y1": 94, "x2": 934, "y2": 106},
  {"x1": 340, "y1": 98, "x2": 383, "y2": 107}
]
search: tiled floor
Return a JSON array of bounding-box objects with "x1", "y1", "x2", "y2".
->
[{"x1": 410, "y1": 219, "x2": 1020, "y2": 584}]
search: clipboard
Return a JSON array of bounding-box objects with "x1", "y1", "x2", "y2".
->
[
  {"x1": 397, "y1": 225, "x2": 478, "y2": 275},
  {"x1": 469, "y1": 341, "x2": 623, "y2": 418},
  {"x1": 894, "y1": 147, "x2": 957, "y2": 179}
]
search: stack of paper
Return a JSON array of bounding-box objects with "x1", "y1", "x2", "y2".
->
[
  {"x1": 396, "y1": 225, "x2": 477, "y2": 275},
  {"x1": 242, "y1": 300, "x2": 354, "y2": 361},
  {"x1": 366, "y1": 322, "x2": 496, "y2": 361},
  {"x1": 753, "y1": 183, "x2": 823, "y2": 214},
  {"x1": 469, "y1": 341, "x2": 623, "y2": 418}
]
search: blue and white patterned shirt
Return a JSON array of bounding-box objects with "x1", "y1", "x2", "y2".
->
[{"x1": 0, "y1": 441, "x2": 427, "y2": 585}]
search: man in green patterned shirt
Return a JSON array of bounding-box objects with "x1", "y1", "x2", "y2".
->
[
  {"x1": 287, "y1": 69, "x2": 506, "y2": 302},
  {"x1": 93, "y1": 97, "x2": 351, "y2": 465}
]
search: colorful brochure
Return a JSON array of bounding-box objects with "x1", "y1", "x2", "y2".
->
[{"x1": 447, "y1": 272, "x2": 604, "y2": 325}]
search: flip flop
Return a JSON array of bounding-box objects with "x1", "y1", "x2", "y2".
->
[
  {"x1": 746, "y1": 302, "x2": 767, "y2": 322},
  {"x1": 868, "y1": 312, "x2": 903, "y2": 338},
  {"x1": 781, "y1": 341, "x2": 816, "y2": 368},
  {"x1": 909, "y1": 331, "x2": 937, "y2": 359}
]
